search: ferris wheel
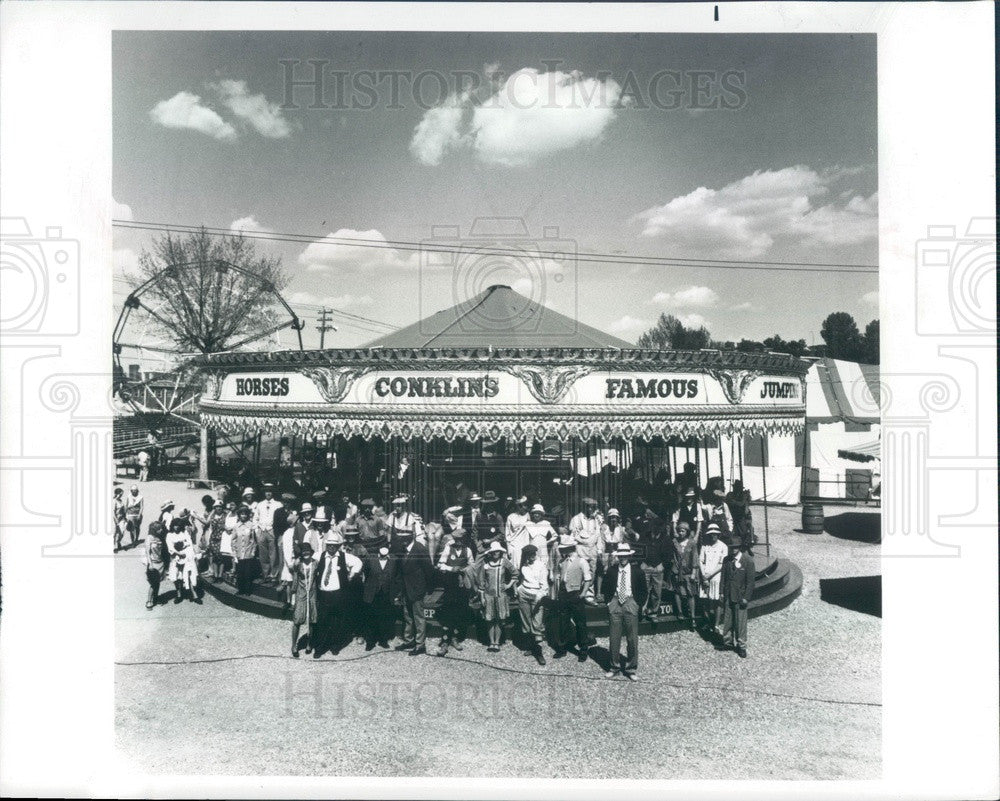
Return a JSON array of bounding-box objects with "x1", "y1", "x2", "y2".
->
[{"x1": 112, "y1": 259, "x2": 303, "y2": 452}]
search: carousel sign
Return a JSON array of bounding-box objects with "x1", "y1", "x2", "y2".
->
[{"x1": 211, "y1": 367, "x2": 803, "y2": 410}]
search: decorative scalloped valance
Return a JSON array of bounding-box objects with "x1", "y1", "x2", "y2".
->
[{"x1": 200, "y1": 410, "x2": 804, "y2": 442}]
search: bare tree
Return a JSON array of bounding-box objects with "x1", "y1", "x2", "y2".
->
[{"x1": 123, "y1": 227, "x2": 293, "y2": 478}]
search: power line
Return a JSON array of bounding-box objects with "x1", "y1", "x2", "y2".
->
[{"x1": 113, "y1": 219, "x2": 879, "y2": 275}]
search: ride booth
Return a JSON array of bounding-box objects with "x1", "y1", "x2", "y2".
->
[{"x1": 196, "y1": 285, "x2": 805, "y2": 634}]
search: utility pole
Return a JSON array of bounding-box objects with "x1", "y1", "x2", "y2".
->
[{"x1": 317, "y1": 307, "x2": 336, "y2": 349}]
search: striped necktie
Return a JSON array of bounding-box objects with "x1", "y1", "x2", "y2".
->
[{"x1": 617, "y1": 566, "x2": 628, "y2": 604}]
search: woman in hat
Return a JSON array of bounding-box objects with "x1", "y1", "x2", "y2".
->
[
  {"x1": 515, "y1": 544, "x2": 550, "y2": 665},
  {"x1": 140, "y1": 520, "x2": 168, "y2": 609},
  {"x1": 203, "y1": 499, "x2": 229, "y2": 582},
  {"x1": 158, "y1": 500, "x2": 175, "y2": 529},
  {"x1": 698, "y1": 523, "x2": 729, "y2": 633},
  {"x1": 503, "y1": 496, "x2": 531, "y2": 568},
  {"x1": 522, "y1": 504, "x2": 557, "y2": 565},
  {"x1": 289, "y1": 540, "x2": 318, "y2": 658},
  {"x1": 434, "y1": 526, "x2": 475, "y2": 656},
  {"x1": 474, "y1": 542, "x2": 517, "y2": 652},
  {"x1": 231, "y1": 505, "x2": 259, "y2": 595}
]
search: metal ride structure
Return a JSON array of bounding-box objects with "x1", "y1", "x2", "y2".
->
[{"x1": 112, "y1": 259, "x2": 304, "y2": 474}]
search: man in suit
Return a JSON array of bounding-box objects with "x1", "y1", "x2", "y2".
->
[
  {"x1": 392, "y1": 529, "x2": 434, "y2": 656},
  {"x1": 312, "y1": 531, "x2": 363, "y2": 658},
  {"x1": 602, "y1": 542, "x2": 648, "y2": 681},
  {"x1": 720, "y1": 537, "x2": 755, "y2": 658},
  {"x1": 362, "y1": 545, "x2": 396, "y2": 649},
  {"x1": 553, "y1": 534, "x2": 594, "y2": 662}
]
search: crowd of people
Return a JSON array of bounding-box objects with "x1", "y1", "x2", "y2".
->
[{"x1": 120, "y1": 464, "x2": 758, "y2": 679}]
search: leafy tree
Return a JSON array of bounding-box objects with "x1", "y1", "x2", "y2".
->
[
  {"x1": 820, "y1": 312, "x2": 865, "y2": 361},
  {"x1": 636, "y1": 312, "x2": 712, "y2": 350},
  {"x1": 863, "y1": 319, "x2": 880, "y2": 364},
  {"x1": 736, "y1": 339, "x2": 765, "y2": 352},
  {"x1": 762, "y1": 334, "x2": 808, "y2": 358}
]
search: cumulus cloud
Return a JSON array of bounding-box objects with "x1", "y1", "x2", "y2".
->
[
  {"x1": 632, "y1": 165, "x2": 878, "y2": 259},
  {"x1": 211, "y1": 80, "x2": 292, "y2": 139},
  {"x1": 649, "y1": 285, "x2": 719, "y2": 308},
  {"x1": 149, "y1": 91, "x2": 237, "y2": 140},
  {"x1": 230, "y1": 215, "x2": 268, "y2": 234},
  {"x1": 410, "y1": 91, "x2": 470, "y2": 166},
  {"x1": 297, "y1": 229, "x2": 414, "y2": 274},
  {"x1": 410, "y1": 68, "x2": 623, "y2": 167},
  {"x1": 608, "y1": 315, "x2": 650, "y2": 338},
  {"x1": 676, "y1": 313, "x2": 709, "y2": 329},
  {"x1": 113, "y1": 198, "x2": 133, "y2": 221}
]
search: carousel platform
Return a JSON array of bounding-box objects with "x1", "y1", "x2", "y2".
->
[{"x1": 200, "y1": 551, "x2": 802, "y2": 637}]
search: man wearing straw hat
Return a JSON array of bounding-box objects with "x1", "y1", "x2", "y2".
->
[
  {"x1": 602, "y1": 542, "x2": 647, "y2": 680},
  {"x1": 312, "y1": 530, "x2": 363, "y2": 657}
]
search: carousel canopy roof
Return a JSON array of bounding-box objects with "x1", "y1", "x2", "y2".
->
[{"x1": 363, "y1": 284, "x2": 633, "y2": 349}]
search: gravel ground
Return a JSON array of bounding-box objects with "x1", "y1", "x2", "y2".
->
[{"x1": 115, "y1": 481, "x2": 880, "y2": 779}]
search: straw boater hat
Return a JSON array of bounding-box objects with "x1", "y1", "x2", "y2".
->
[
  {"x1": 360, "y1": 498, "x2": 375, "y2": 507},
  {"x1": 613, "y1": 543, "x2": 635, "y2": 557},
  {"x1": 312, "y1": 508, "x2": 329, "y2": 523},
  {"x1": 706, "y1": 522, "x2": 722, "y2": 536},
  {"x1": 482, "y1": 491, "x2": 499, "y2": 504},
  {"x1": 684, "y1": 488, "x2": 696, "y2": 498},
  {"x1": 343, "y1": 525, "x2": 359, "y2": 538},
  {"x1": 161, "y1": 500, "x2": 174, "y2": 511},
  {"x1": 487, "y1": 541, "x2": 505, "y2": 554},
  {"x1": 242, "y1": 487, "x2": 254, "y2": 497},
  {"x1": 323, "y1": 530, "x2": 344, "y2": 546},
  {"x1": 558, "y1": 534, "x2": 577, "y2": 550},
  {"x1": 262, "y1": 482, "x2": 275, "y2": 490},
  {"x1": 606, "y1": 508, "x2": 620, "y2": 519},
  {"x1": 515, "y1": 495, "x2": 528, "y2": 505},
  {"x1": 530, "y1": 503, "x2": 546, "y2": 514},
  {"x1": 280, "y1": 492, "x2": 296, "y2": 503},
  {"x1": 468, "y1": 492, "x2": 482, "y2": 503},
  {"x1": 300, "y1": 502, "x2": 314, "y2": 513},
  {"x1": 392, "y1": 495, "x2": 407, "y2": 505}
]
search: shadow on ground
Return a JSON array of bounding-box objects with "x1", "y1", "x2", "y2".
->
[
  {"x1": 819, "y1": 575, "x2": 881, "y2": 617},
  {"x1": 823, "y1": 512, "x2": 881, "y2": 544}
]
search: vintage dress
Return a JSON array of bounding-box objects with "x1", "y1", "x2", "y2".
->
[
  {"x1": 290, "y1": 558, "x2": 318, "y2": 625},
  {"x1": 475, "y1": 557, "x2": 516, "y2": 621}
]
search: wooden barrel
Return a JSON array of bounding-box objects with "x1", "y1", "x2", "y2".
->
[{"x1": 802, "y1": 501, "x2": 824, "y2": 534}]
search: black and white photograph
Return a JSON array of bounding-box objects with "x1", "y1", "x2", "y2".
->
[{"x1": 0, "y1": 2, "x2": 996, "y2": 798}]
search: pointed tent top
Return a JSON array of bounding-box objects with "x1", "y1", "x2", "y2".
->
[{"x1": 364, "y1": 284, "x2": 632, "y2": 349}]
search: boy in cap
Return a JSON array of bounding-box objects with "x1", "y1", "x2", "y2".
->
[
  {"x1": 553, "y1": 535, "x2": 593, "y2": 662},
  {"x1": 671, "y1": 521, "x2": 699, "y2": 628},
  {"x1": 602, "y1": 542, "x2": 647, "y2": 680},
  {"x1": 720, "y1": 536, "x2": 755, "y2": 657},
  {"x1": 386, "y1": 495, "x2": 420, "y2": 552},
  {"x1": 569, "y1": 497, "x2": 604, "y2": 604},
  {"x1": 515, "y1": 544, "x2": 550, "y2": 665}
]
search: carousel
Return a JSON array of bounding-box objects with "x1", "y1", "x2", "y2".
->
[{"x1": 195, "y1": 285, "x2": 805, "y2": 630}]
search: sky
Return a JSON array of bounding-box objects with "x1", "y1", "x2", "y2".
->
[{"x1": 113, "y1": 31, "x2": 878, "y2": 353}]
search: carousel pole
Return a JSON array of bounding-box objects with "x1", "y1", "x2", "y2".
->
[{"x1": 760, "y1": 434, "x2": 770, "y2": 558}]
